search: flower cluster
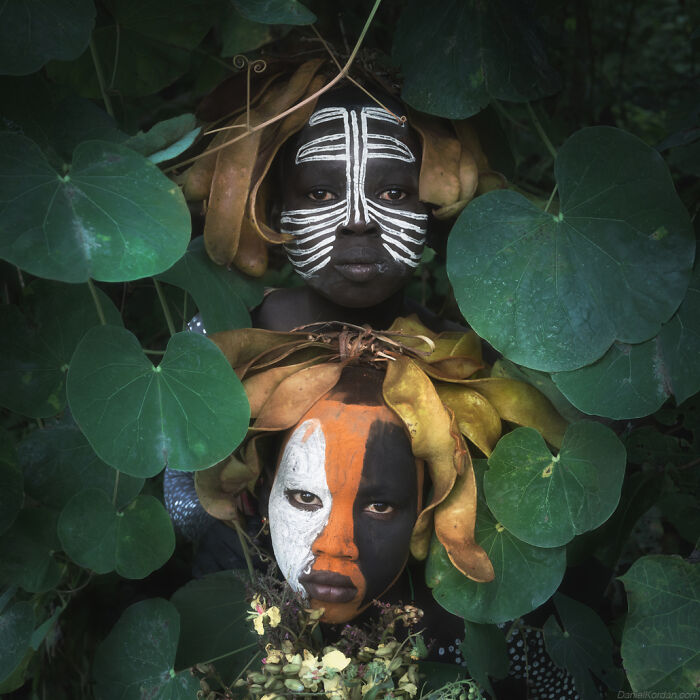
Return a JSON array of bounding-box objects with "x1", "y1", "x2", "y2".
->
[{"x1": 247, "y1": 595, "x2": 281, "y2": 636}]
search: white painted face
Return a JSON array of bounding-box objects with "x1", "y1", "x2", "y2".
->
[
  {"x1": 280, "y1": 106, "x2": 429, "y2": 279},
  {"x1": 268, "y1": 419, "x2": 331, "y2": 595}
]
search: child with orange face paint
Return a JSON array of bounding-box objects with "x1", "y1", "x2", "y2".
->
[{"x1": 268, "y1": 371, "x2": 421, "y2": 624}]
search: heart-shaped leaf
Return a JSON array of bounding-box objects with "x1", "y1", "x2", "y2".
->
[
  {"x1": 0, "y1": 0, "x2": 95, "y2": 75},
  {"x1": 0, "y1": 508, "x2": 61, "y2": 593},
  {"x1": 0, "y1": 601, "x2": 34, "y2": 684},
  {"x1": 0, "y1": 134, "x2": 191, "y2": 283},
  {"x1": 0, "y1": 280, "x2": 122, "y2": 418},
  {"x1": 157, "y1": 236, "x2": 264, "y2": 333},
  {"x1": 620, "y1": 555, "x2": 700, "y2": 692},
  {"x1": 58, "y1": 489, "x2": 174, "y2": 578},
  {"x1": 426, "y1": 461, "x2": 566, "y2": 623},
  {"x1": 543, "y1": 593, "x2": 617, "y2": 698},
  {"x1": 221, "y1": 6, "x2": 287, "y2": 56},
  {"x1": 447, "y1": 127, "x2": 695, "y2": 371},
  {"x1": 461, "y1": 622, "x2": 509, "y2": 697},
  {"x1": 93, "y1": 598, "x2": 200, "y2": 700},
  {"x1": 0, "y1": 430, "x2": 23, "y2": 536},
  {"x1": 552, "y1": 264, "x2": 700, "y2": 418},
  {"x1": 393, "y1": 0, "x2": 559, "y2": 119},
  {"x1": 171, "y1": 571, "x2": 258, "y2": 680},
  {"x1": 20, "y1": 420, "x2": 143, "y2": 510},
  {"x1": 232, "y1": 0, "x2": 316, "y2": 25},
  {"x1": 67, "y1": 326, "x2": 250, "y2": 477},
  {"x1": 484, "y1": 423, "x2": 626, "y2": 548}
]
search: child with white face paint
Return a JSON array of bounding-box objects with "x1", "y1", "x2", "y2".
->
[{"x1": 254, "y1": 86, "x2": 444, "y2": 332}]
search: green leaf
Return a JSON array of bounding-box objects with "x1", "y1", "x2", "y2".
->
[
  {"x1": 543, "y1": 593, "x2": 616, "y2": 698},
  {"x1": 123, "y1": 114, "x2": 200, "y2": 164},
  {"x1": 232, "y1": 0, "x2": 316, "y2": 25},
  {"x1": 58, "y1": 490, "x2": 175, "y2": 578},
  {"x1": 620, "y1": 555, "x2": 700, "y2": 692},
  {"x1": 0, "y1": 601, "x2": 34, "y2": 684},
  {"x1": 221, "y1": 6, "x2": 287, "y2": 57},
  {"x1": 105, "y1": 0, "x2": 220, "y2": 49},
  {"x1": 484, "y1": 422, "x2": 626, "y2": 548},
  {"x1": 0, "y1": 0, "x2": 95, "y2": 75},
  {"x1": 171, "y1": 571, "x2": 258, "y2": 680},
  {"x1": 626, "y1": 426, "x2": 692, "y2": 468},
  {"x1": 157, "y1": 236, "x2": 263, "y2": 332},
  {"x1": 20, "y1": 420, "x2": 143, "y2": 510},
  {"x1": 0, "y1": 76, "x2": 126, "y2": 163},
  {"x1": 0, "y1": 508, "x2": 61, "y2": 593},
  {"x1": 447, "y1": 127, "x2": 695, "y2": 372},
  {"x1": 0, "y1": 280, "x2": 122, "y2": 417},
  {"x1": 29, "y1": 604, "x2": 65, "y2": 651},
  {"x1": 659, "y1": 492, "x2": 700, "y2": 545},
  {"x1": 0, "y1": 430, "x2": 23, "y2": 535},
  {"x1": 461, "y1": 622, "x2": 509, "y2": 697},
  {"x1": 67, "y1": 326, "x2": 250, "y2": 477},
  {"x1": 552, "y1": 264, "x2": 700, "y2": 418},
  {"x1": 426, "y1": 461, "x2": 566, "y2": 623},
  {"x1": 47, "y1": 26, "x2": 191, "y2": 98},
  {"x1": 0, "y1": 134, "x2": 191, "y2": 283},
  {"x1": 393, "y1": 0, "x2": 559, "y2": 119},
  {"x1": 93, "y1": 598, "x2": 200, "y2": 700}
]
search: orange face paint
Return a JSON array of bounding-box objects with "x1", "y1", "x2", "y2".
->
[{"x1": 269, "y1": 389, "x2": 419, "y2": 624}]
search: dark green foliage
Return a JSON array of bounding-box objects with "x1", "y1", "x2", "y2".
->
[{"x1": 0, "y1": 0, "x2": 697, "y2": 697}]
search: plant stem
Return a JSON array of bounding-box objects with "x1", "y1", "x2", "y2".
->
[
  {"x1": 89, "y1": 37, "x2": 114, "y2": 119},
  {"x1": 526, "y1": 102, "x2": 557, "y2": 160},
  {"x1": 112, "y1": 470, "x2": 120, "y2": 506},
  {"x1": 36, "y1": 417, "x2": 44, "y2": 429},
  {"x1": 544, "y1": 184, "x2": 558, "y2": 213},
  {"x1": 153, "y1": 279, "x2": 176, "y2": 336},
  {"x1": 166, "y1": 0, "x2": 383, "y2": 173},
  {"x1": 182, "y1": 291, "x2": 189, "y2": 331},
  {"x1": 234, "y1": 520, "x2": 256, "y2": 583},
  {"x1": 87, "y1": 279, "x2": 107, "y2": 325},
  {"x1": 143, "y1": 348, "x2": 167, "y2": 356}
]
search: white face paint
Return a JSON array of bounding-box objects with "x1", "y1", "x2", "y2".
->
[
  {"x1": 281, "y1": 107, "x2": 429, "y2": 279},
  {"x1": 268, "y1": 419, "x2": 330, "y2": 596}
]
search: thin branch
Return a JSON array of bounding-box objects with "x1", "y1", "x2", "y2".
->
[
  {"x1": 89, "y1": 37, "x2": 114, "y2": 118},
  {"x1": 526, "y1": 102, "x2": 557, "y2": 160},
  {"x1": 153, "y1": 279, "x2": 176, "y2": 337},
  {"x1": 87, "y1": 279, "x2": 107, "y2": 325}
]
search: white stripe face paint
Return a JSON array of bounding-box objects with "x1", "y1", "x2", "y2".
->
[
  {"x1": 281, "y1": 107, "x2": 428, "y2": 279},
  {"x1": 268, "y1": 419, "x2": 330, "y2": 598}
]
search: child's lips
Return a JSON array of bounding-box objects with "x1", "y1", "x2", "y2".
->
[{"x1": 299, "y1": 570, "x2": 358, "y2": 603}]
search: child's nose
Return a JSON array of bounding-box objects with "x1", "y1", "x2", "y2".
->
[{"x1": 311, "y1": 507, "x2": 359, "y2": 561}]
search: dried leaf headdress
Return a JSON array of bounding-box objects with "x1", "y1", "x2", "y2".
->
[
  {"x1": 195, "y1": 316, "x2": 566, "y2": 585},
  {"x1": 177, "y1": 59, "x2": 505, "y2": 277}
]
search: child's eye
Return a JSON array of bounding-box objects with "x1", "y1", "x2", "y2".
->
[
  {"x1": 307, "y1": 189, "x2": 337, "y2": 201},
  {"x1": 365, "y1": 502, "x2": 394, "y2": 516},
  {"x1": 287, "y1": 490, "x2": 323, "y2": 510},
  {"x1": 378, "y1": 188, "x2": 407, "y2": 201}
]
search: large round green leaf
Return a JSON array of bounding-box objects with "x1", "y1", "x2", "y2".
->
[
  {"x1": 93, "y1": 598, "x2": 200, "y2": 700},
  {"x1": 221, "y1": 6, "x2": 287, "y2": 56},
  {"x1": 461, "y1": 622, "x2": 509, "y2": 697},
  {"x1": 58, "y1": 490, "x2": 175, "y2": 578},
  {"x1": 232, "y1": 0, "x2": 316, "y2": 25},
  {"x1": 393, "y1": 0, "x2": 559, "y2": 119},
  {"x1": 0, "y1": 601, "x2": 34, "y2": 684},
  {"x1": 0, "y1": 0, "x2": 95, "y2": 75},
  {"x1": 0, "y1": 280, "x2": 122, "y2": 418},
  {"x1": 0, "y1": 134, "x2": 191, "y2": 283},
  {"x1": 67, "y1": 326, "x2": 250, "y2": 477},
  {"x1": 447, "y1": 127, "x2": 695, "y2": 371},
  {"x1": 157, "y1": 236, "x2": 264, "y2": 333},
  {"x1": 426, "y1": 462, "x2": 566, "y2": 623},
  {"x1": 0, "y1": 430, "x2": 23, "y2": 536},
  {"x1": 543, "y1": 593, "x2": 617, "y2": 698},
  {"x1": 0, "y1": 508, "x2": 61, "y2": 593},
  {"x1": 620, "y1": 555, "x2": 700, "y2": 692},
  {"x1": 20, "y1": 421, "x2": 143, "y2": 510},
  {"x1": 47, "y1": 26, "x2": 191, "y2": 99},
  {"x1": 552, "y1": 264, "x2": 700, "y2": 418},
  {"x1": 171, "y1": 571, "x2": 258, "y2": 680},
  {"x1": 484, "y1": 423, "x2": 626, "y2": 548}
]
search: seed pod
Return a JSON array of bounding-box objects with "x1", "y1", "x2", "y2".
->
[
  {"x1": 248, "y1": 684, "x2": 263, "y2": 693},
  {"x1": 249, "y1": 672, "x2": 267, "y2": 684},
  {"x1": 263, "y1": 663, "x2": 282, "y2": 674},
  {"x1": 233, "y1": 678, "x2": 247, "y2": 688},
  {"x1": 388, "y1": 657, "x2": 403, "y2": 672},
  {"x1": 374, "y1": 642, "x2": 399, "y2": 657},
  {"x1": 199, "y1": 679, "x2": 210, "y2": 692},
  {"x1": 282, "y1": 663, "x2": 302, "y2": 675},
  {"x1": 264, "y1": 676, "x2": 284, "y2": 690},
  {"x1": 284, "y1": 678, "x2": 305, "y2": 692}
]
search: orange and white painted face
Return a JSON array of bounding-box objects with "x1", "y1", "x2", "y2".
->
[{"x1": 269, "y1": 393, "x2": 418, "y2": 624}]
